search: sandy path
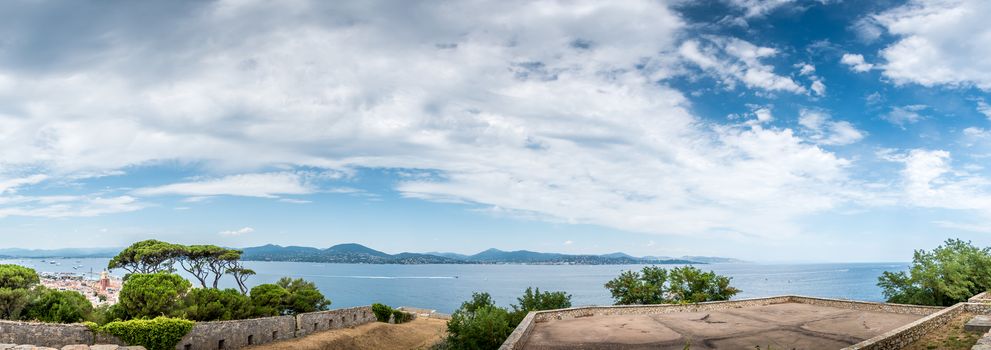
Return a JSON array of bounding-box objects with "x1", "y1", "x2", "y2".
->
[{"x1": 246, "y1": 318, "x2": 447, "y2": 350}]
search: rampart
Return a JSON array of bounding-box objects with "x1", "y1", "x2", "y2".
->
[{"x1": 0, "y1": 305, "x2": 378, "y2": 350}]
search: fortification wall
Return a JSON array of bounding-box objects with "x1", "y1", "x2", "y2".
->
[
  {"x1": 0, "y1": 305, "x2": 380, "y2": 350},
  {"x1": 0, "y1": 320, "x2": 94, "y2": 347},
  {"x1": 294, "y1": 306, "x2": 375, "y2": 337},
  {"x1": 175, "y1": 315, "x2": 296, "y2": 350},
  {"x1": 843, "y1": 302, "x2": 967, "y2": 350}
]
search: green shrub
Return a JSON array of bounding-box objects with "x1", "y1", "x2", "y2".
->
[
  {"x1": 0, "y1": 287, "x2": 31, "y2": 320},
  {"x1": 0, "y1": 265, "x2": 39, "y2": 289},
  {"x1": 446, "y1": 293, "x2": 513, "y2": 350},
  {"x1": 25, "y1": 288, "x2": 93, "y2": 323},
  {"x1": 117, "y1": 273, "x2": 191, "y2": 319},
  {"x1": 276, "y1": 277, "x2": 331, "y2": 314},
  {"x1": 249, "y1": 283, "x2": 290, "y2": 317},
  {"x1": 180, "y1": 288, "x2": 252, "y2": 321},
  {"x1": 878, "y1": 239, "x2": 991, "y2": 306},
  {"x1": 372, "y1": 303, "x2": 393, "y2": 322},
  {"x1": 391, "y1": 309, "x2": 413, "y2": 324},
  {"x1": 509, "y1": 287, "x2": 571, "y2": 326},
  {"x1": 604, "y1": 265, "x2": 740, "y2": 305},
  {"x1": 95, "y1": 317, "x2": 194, "y2": 350}
]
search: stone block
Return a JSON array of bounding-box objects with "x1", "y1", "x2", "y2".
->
[
  {"x1": 119, "y1": 347, "x2": 145, "y2": 350},
  {"x1": 967, "y1": 315, "x2": 991, "y2": 333},
  {"x1": 61, "y1": 346, "x2": 89, "y2": 350},
  {"x1": 0, "y1": 344, "x2": 16, "y2": 350},
  {"x1": 89, "y1": 345, "x2": 119, "y2": 350}
]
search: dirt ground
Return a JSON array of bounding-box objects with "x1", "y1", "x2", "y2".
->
[
  {"x1": 523, "y1": 302, "x2": 923, "y2": 350},
  {"x1": 247, "y1": 318, "x2": 447, "y2": 350},
  {"x1": 902, "y1": 312, "x2": 980, "y2": 350}
]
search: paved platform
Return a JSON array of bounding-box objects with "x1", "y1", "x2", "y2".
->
[{"x1": 522, "y1": 302, "x2": 924, "y2": 350}]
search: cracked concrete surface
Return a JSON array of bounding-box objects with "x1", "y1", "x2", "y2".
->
[{"x1": 522, "y1": 302, "x2": 923, "y2": 349}]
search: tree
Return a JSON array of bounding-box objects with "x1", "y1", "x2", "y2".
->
[
  {"x1": 25, "y1": 288, "x2": 93, "y2": 323},
  {"x1": 249, "y1": 284, "x2": 289, "y2": 317},
  {"x1": 604, "y1": 265, "x2": 739, "y2": 305},
  {"x1": 179, "y1": 288, "x2": 252, "y2": 321},
  {"x1": 0, "y1": 287, "x2": 31, "y2": 320},
  {"x1": 446, "y1": 292, "x2": 514, "y2": 350},
  {"x1": 878, "y1": 239, "x2": 991, "y2": 306},
  {"x1": 206, "y1": 249, "x2": 242, "y2": 289},
  {"x1": 117, "y1": 273, "x2": 191, "y2": 319},
  {"x1": 509, "y1": 287, "x2": 571, "y2": 326},
  {"x1": 604, "y1": 266, "x2": 668, "y2": 305},
  {"x1": 108, "y1": 240, "x2": 185, "y2": 275},
  {"x1": 668, "y1": 266, "x2": 740, "y2": 303},
  {"x1": 276, "y1": 277, "x2": 330, "y2": 314},
  {"x1": 227, "y1": 266, "x2": 255, "y2": 295},
  {"x1": 0, "y1": 264, "x2": 40, "y2": 289}
]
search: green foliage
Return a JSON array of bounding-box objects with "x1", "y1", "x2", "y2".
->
[
  {"x1": 509, "y1": 287, "x2": 572, "y2": 326},
  {"x1": 0, "y1": 264, "x2": 39, "y2": 289},
  {"x1": 446, "y1": 293, "x2": 514, "y2": 350},
  {"x1": 108, "y1": 240, "x2": 186, "y2": 275},
  {"x1": 372, "y1": 303, "x2": 393, "y2": 322},
  {"x1": 25, "y1": 288, "x2": 93, "y2": 323},
  {"x1": 392, "y1": 309, "x2": 413, "y2": 324},
  {"x1": 249, "y1": 283, "x2": 290, "y2": 317},
  {"x1": 179, "y1": 288, "x2": 252, "y2": 321},
  {"x1": 95, "y1": 317, "x2": 194, "y2": 350},
  {"x1": 668, "y1": 266, "x2": 740, "y2": 303},
  {"x1": 605, "y1": 265, "x2": 740, "y2": 305},
  {"x1": 0, "y1": 287, "x2": 31, "y2": 320},
  {"x1": 276, "y1": 277, "x2": 331, "y2": 314},
  {"x1": 117, "y1": 273, "x2": 191, "y2": 319},
  {"x1": 878, "y1": 239, "x2": 991, "y2": 306}
]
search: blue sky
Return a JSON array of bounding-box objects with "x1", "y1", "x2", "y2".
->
[{"x1": 1, "y1": 0, "x2": 990, "y2": 262}]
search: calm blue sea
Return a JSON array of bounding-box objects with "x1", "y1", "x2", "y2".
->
[{"x1": 3, "y1": 258, "x2": 908, "y2": 314}]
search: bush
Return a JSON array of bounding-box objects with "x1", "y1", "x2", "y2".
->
[
  {"x1": 117, "y1": 273, "x2": 191, "y2": 319},
  {"x1": 25, "y1": 288, "x2": 93, "y2": 323},
  {"x1": 392, "y1": 309, "x2": 413, "y2": 324},
  {"x1": 95, "y1": 317, "x2": 194, "y2": 350},
  {"x1": 0, "y1": 287, "x2": 31, "y2": 320},
  {"x1": 372, "y1": 303, "x2": 393, "y2": 322},
  {"x1": 446, "y1": 293, "x2": 514, "y2": 350},
  {"x1": 276, "y1": 277, "x2": 331, "y2": 314},
  {"x1": 249, "y1": 283, "x2": 290, "y2": 317},
  {"x1": 509, "y1": 287, "x2": 571, "y2": 326},
  {"x1": 878, "y1": 239, "x2": 991, "y2": 306},
  {"x1": 0, "y1": 265, "x2": 39, "y2": 289},
  {"x1": 604, "y1": 265, "x2": 739, "y2": 305},
  {"x1": 180, "y1": 288, "x2": 252, "y2": 321}
]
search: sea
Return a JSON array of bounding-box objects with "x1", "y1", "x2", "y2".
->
[{"x1": 2, "y1": 258, "x2": 908, "y2": 314}]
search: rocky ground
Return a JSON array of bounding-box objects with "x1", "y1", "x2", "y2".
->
[{"x1": 245, "y1": 317, "x2": 448, "y2": 350}]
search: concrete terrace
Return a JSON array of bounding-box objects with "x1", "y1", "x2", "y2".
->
[
  {"x1": 522, "y1": 302, "x2": 921, "y2": 349},
  {"x1": 500, "y1": 296, "x2": 952, "y2": 350}
]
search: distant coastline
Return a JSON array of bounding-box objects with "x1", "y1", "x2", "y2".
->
[{"x1": 0, "y1": 244, "x2": 745, "y2": 265}]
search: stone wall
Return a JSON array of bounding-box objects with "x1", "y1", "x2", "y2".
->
[
  {"x1": 789, "y1": 296, "x2": 943, "y2": 315},
  {"x1": 972, "y1": 291, "x2": 991, "y2": 303},
  {"x1": 0, "y1": 321, "x2": 94, "y2": 348},
  {"x1": 0, "y1": 305, "x2": 381, "y2": 350},
  {"x1": 175, "y1": 315, "x2": 296, "y2": 350},
  {"x1": 294, "y1": 306, "x2": 375, "y2": 338},
  {"x1": 843, "y1": 302, "x2": 967, "y2": 350}
]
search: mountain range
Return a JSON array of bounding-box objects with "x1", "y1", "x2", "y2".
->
[{"x1": 0, "y1": 244, "x2": 745, "y2": 265}]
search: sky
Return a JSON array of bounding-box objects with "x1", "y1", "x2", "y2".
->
[{"x1": 1, "y1": 0, "x2": 990, "y2": 262}]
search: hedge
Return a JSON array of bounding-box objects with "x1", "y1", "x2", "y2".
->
[
  {"x1": 372, "y1": 303, "x2": 393, "y2": 322},
  {"x1": 391, "y1": 309, "x2": 413, "y2": 324},
  {"x1": 87, "y1": 317, "x2": 194, "y2": 350}
]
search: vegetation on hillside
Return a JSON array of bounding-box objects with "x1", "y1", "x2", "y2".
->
[
  {"x1": 444, "y1": 287, "x2": 572, "y2": 350},
  {"x1": 878, "y1": 239, "x2": 991, "y2": 306},
  {"x1": 604, "y1": 265, "x2": 740, "y2": 305}
]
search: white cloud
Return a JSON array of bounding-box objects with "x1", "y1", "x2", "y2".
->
[
  {"x1": 0, "y1": 1, "x2": 864, "y2": 238},
  {"x1": 723, "y1": 0, "x2": 796, "y2": 18},
  {"x1": 840, "y1": 54, "x2": 874, "y2": 72},
  {"x1": 0, "y1": 174, "x2": 48, "y2": 194},
  {"x1": 882, "y1": 105, "x2": 927, "y2": 128},
  {"x1": 978, "y1": 101, "x2": 991, "y2": 120},
  {"x1": 219, "y1": 227, "x2": 255, "y2": 236},
  {"x1": 563, "y1": 240, "x2": 574, "y2": 245},
  {"x1": 798, "y1": 109, "x2": 866, "y2": 146},
  {"x1": 874, "y1": 0, "x2": 991, "y2": 90},
  {"x1": 679, "y1": 37, "x2": 808, "y2": 94},
  {"x1": 0, "y1": 195, "x2": 143, "y2": 218},
  {"x1": 133, "y1": 172, "x2": 314, "y2": 198},
  {"x1": 851, "y1": 17, "x2": 884, "y2": 43},
  {"x1": 886, "y1": 149, "x2": 991, "y2": 213}
]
